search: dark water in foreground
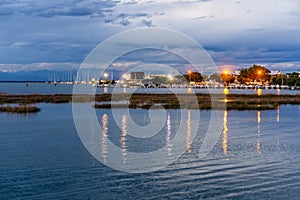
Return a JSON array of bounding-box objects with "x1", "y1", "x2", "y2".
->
[{"x1": 1, "y1": 104, "x2": 300, "y2": 199}]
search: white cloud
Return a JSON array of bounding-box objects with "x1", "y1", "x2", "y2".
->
[{"x1": 0, "y1": 62, "x2": 79, "y2": 72}]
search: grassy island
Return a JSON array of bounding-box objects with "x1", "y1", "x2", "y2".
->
[
  {"x1": 1, "y1": 93, "x2": 300, "y2": 110},
  {"x1": 0, "y1": 105, "x2": 41, "y2": 113}
]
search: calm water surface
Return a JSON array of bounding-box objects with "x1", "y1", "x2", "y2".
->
[{"x1": 1, "y1": 103, "x2": 300, "y2": 199}]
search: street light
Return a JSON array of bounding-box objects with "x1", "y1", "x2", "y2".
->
[
  {"x1": 223, "y1": 70, "x2": 229, "y2": 75},
  {"x1": 222, "y1": 70, "x2": 230, "y2": 86},
  {"x1": 257, "y1": 70, "x2": 262, "y2": 83},
  {"x1": 257, "y1": 70, "x2": 262, "y2": 75},
  {"x1": 188, "y1": 70, "x2": 192, "y2": 82},
  {"x1": 167, "y1": 74, "x2": 173, "y2": 81},
  {"x1": 103, "y1": 73, "x2": 108, "y2": 79}
]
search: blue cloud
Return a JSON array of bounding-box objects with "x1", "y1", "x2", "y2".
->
[
  {"x1": 0, "y1": 0, "x2": 117, "y2": 17},
  {"x1": 119, "y1": 19, "x2": 131, "y2": 26},
  {"x1": 140, "y1": 19, "x2": 153, "y2": 27},
  {"x1": 104, "y1": 12, "x2": 152, "y2": 26}
]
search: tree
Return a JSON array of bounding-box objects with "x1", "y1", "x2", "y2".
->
[
  {"x1": 247, "y1": 64, "x2": 271, "y2": 83},
  {"x1": 238, "y1": 68, "x2": 250, "y2": 84},
  {"x1": 151, "y1": 76, "x2": 168, "y2": 84},
  {"x1": 209, "y1": 73, "x2": 222, "y2": 82},
  {"x1": 173, "y1": 75, "x2": 188, "y2": 84},
  {"x1": 284, "y1": 72, "x2": 300, "y2": 86},
  {"x1": 271, "y1": 76, "x2": 285, "y2": 86},
  {"x1": 183, "y1": 72, "x2": 203, "y2": 82},
  {"x1": 221, "y1": 73, "x2": 235, "y2": 84}
]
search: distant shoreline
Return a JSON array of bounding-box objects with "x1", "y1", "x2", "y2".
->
[{"x1": 0, "y1": 81, "x2": 46, "y2": 83}]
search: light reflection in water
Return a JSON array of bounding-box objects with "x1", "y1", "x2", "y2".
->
[
  {"x1": 101, "y1": 114, "x2": 109, "y2": 163},
  {"x1": 223, "y1": 88, "x2": 229, "y2": 103},
  {"x1": 187, "y1": 88, "x2": 193, "y2": 94},
  {"x1": 224, "y1": 88, "x2": 229, "y2": 95},
  {"x1": 103, "y1": 87, "x2": 108, "y2": 94},
  {"x1": 89, "y1": 118, "x2": 96, "y2": 166},
  {"x1": 276, "y1": 105, "x2": 281, "y2": 151},
  {"x1": 186, "y1": 110, "x2": 192, "y2": 153},
  {"x1": 222, "y1": 110, "x2": 228, "y2": 156},
  {"x1": 257, "y1": 88, "x2": 262, "y2": 96},
  {"x1": 166, "y1": 113, "x2": 172, "y2": 156},
  {"x1": 277, "y1": 89, "x2": 281, "y2": 96},
  {"x1": 277, "y1": 105, "x2": 280, "y2": 123},
  {"x1": 120, "y1": 115, "x2": 127, "y2": 164},
  {"x1": 257, "y1": 111, "x2": 261, "y2": 154},
  {"x1": 123, "y1": 87, "x2": 127, "y2": 93}
]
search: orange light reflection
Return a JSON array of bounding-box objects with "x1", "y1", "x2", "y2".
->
[
  {"x1": 222, "y1": 110, "x2": 228, "y2": 156},
  {"x1": 257, "y1": 88, "x2": 262, "y2": 96}
]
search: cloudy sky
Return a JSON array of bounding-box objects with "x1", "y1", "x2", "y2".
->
[{"x1": 1, "y1": 0, "x2": 300, "y2": 73}]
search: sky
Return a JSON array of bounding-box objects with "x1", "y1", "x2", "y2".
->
[{"x1": 1, "y1": 0, "x2": 300, "y2": 75}]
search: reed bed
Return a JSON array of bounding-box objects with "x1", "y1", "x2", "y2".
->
[
  {"x1": 1, "y1": 93, "x2": 300, "y2": 110},
  {"x1": 0, "y1": 105, "x2": 41, "y2": 113}
]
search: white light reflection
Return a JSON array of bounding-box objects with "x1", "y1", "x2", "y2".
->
[
  {"x1": 276, "y1": 105, "x2": 281, "y2": 152},
  {"x1": 101, "y1": 114, "x2": 109, "y2": 163},
  {"x1": 120, "y1": 115, "x2": 127, "y2": 164},
  {"x1": 104, "y1": 87, "x2": 108, "y2": 94},
  {"x1": 89, "y1": 118, "x2": 96, "y2": 166},
  {"x1": 277, "y1": 89, "x2": 281, "y2": 96},
  {"x1": 257, "y1": 111, "x2": 261, "y2": 154},
  {"x1": 166, "y1": 113, "x2": 172, "y2": 156}
]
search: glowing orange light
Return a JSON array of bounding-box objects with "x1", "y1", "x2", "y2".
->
[
  {"x1": 188, "y1": 70, "x2": 192, "y2": 74},
  {"x1": 257, "y1": 70, "x2": 262, "y2": 75},
  {"x1": 223, "y1": 70, "x2": 229, "y2": 75}
]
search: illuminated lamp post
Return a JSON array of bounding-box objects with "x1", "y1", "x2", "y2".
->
[
  {"x1": 188, "y1": 70, "x2": 192, "y2": 82},
  {"x1": 257, "y1": 70, "x2": 262, "y2": 84},
  {"x1": 223, "y1": 70, "x2": 229, "y2": 86},
  {"x1": 103, "y1": 73, "x2": 108, "y2": 84},
  {"x1": 103, "y1": 73, "x2": 108, "y2": 79}
]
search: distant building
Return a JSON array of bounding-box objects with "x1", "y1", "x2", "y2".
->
[
  {"x1": 121, "y1": 73, "x2": 131, "y2": 80},
  {"x1": 130, "y1": 72, "x2": 145, "y2": 80},
  {"x1": 233, "y1": 71, "x2": 240, "y2": 76},
  {"x1": 270, "y1": 70, "x2": 281, "y2": 76}
]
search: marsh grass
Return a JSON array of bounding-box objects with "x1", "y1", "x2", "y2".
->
[
  {"x1": 0, "y1": 105, "x2": 41, "y2": 113},
  {"x1": 1, "y1": 93, "x2": 300, "y2": 110}
]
